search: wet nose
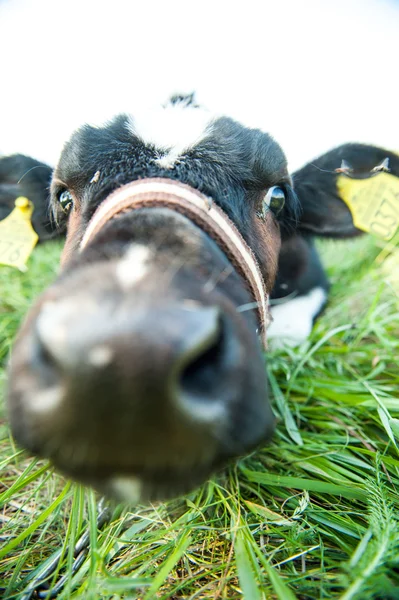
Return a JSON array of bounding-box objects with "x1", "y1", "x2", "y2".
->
[
  {"x1": 36, "y1": 300, "x2": 222, "y2": 383},
  {"x1": 26, "y1": 299, "x2": 234, "y2": 467}
]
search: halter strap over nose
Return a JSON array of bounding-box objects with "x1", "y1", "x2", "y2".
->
[{"x1": 79, "y1": 178, "x2": 270, "y2": 347}]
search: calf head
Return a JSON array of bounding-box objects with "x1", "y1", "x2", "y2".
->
[
  {"x1": 7, "y1": 98, "x2": 399, "y2": 502},
  {"x1": 0, "y1": 154, "x2": 58, "y2": 240}
]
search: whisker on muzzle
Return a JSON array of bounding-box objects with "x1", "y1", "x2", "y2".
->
[
  {"x1": 236, "y1": 300, "x2": 261, "y2": 313},
  {"x1": 204, "y1": 265, "x2": 234, "y2": 294}
]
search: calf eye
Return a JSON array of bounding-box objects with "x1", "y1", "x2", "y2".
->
[
  {"x1": 263, "y1": 186, "x2": 285, "y2": 217},
  {"x1": 58, "y1": 190, "x2": 74, "y2": 214}
]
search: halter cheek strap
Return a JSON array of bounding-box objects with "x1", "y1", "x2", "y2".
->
[{"x1": 79, "y1": 178, "x2": 270, "y2": 348}]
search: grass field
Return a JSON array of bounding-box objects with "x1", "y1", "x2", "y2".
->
[{"x1": 1, "y1": 235, "x2": 398, "y2": 600}]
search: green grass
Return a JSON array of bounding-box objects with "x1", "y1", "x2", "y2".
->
[{"x1": 1, "y1": 235, "x2": 399, "y2": 600}]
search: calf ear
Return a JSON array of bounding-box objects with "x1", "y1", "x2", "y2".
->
[
  {"x1": 292, "y1": 144, "x2": 399, "y2": 238},
  {"x1": 0, "y1": 154, "x2": 58, "y2": 241}
]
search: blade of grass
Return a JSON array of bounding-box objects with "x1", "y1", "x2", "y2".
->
[
  {"x1": 143, "y1": 530, "x2": 191, "y2": 600},
  {"x1": 0, "y1": 482, "x2": 71, "y2": 560},
  {"x1": 234, "y1": 528, "x2": 263, "y2": 600},
  {"x1": 240, "y1": 467, "x2": 367, "y2": 500}
]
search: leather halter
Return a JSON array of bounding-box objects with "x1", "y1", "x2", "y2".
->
[{"x1": 79, "y1": 178, "x2": 270, "y2": 347}]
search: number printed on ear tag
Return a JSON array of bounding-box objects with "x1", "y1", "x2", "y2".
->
[
  {"x1": 0, "y1": 197, "x2": 39, "y2": 271},
  {"x1": 337, "y1": 172, "x2": 399, "y2": 240}
]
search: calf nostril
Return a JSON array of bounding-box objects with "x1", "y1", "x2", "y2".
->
[
  {"x1": 177, "y1": 313, "x2": 233, "y2": 421},
  {"x1": 176, "y1": 305, "x2": 221, "y2": 357},
  {"x1": 35, "y1": 301, "x2": 76, "y2": 369},
  {"x1": 31, "y1": 329, "x2": 64, "y2": 387},
  {"x1": 179, "y1": 323, "x2": 223, "y2": 398},
  {"x1": 34, "y1": 300, "x2": 110, "y2": 372}
]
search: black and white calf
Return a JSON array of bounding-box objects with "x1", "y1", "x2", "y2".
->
[
  {"x1": 0, "y1": 154, "x2": 58, "y2": 240},
  {"x1": 6, "y1": 96, "x2": 399, "y2": 502}
]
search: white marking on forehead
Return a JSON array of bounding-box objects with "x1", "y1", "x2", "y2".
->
[
  {"x1": 268, "y1": 287, "x2": 327, "y2": 349},
  {"x1": 88, "y1": 345, "x2": 113, "y2": 367},
  {"x1": 26, "y1": 387, "x2": 63, "y2": 414},
  {"x1": 155, "y1": 149, "x2": 182, "y2": 170},
  {"x1": 111, "y1": 476, "x2": 142, "y2": 503},
  {"x1": 116, "y1": 244, "x2": 150, "y2": 289},
  {"x1": 127, "y1": 102, "x2": 214, "y2": 169}
]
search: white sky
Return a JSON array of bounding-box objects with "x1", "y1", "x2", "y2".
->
[{"x1": 1, "y1": 0, "x2": 398, "y2": 172}]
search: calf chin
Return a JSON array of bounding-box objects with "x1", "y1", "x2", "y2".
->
[{"x1": 7, "y1": 245, "x2": 274, "y2": 503}]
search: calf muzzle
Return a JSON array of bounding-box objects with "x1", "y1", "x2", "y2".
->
[{"x1": 7, "y1": 178, "x2": 276, "y2": 501}]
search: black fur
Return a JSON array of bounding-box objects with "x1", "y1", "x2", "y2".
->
[
  {"x1": 0, "y1": 154, "x2": 58, "y2": 240},
  {"x1": 3, "y1": 129, "x2": 396, "y2": 312},
  {"x1": 53, "y1": 115, "x2": 298, "y2": 245},
  {"x1": 7, "y1": 98, "x2": 399, "y2": 502},
  {"x1": 272, "y1": 143, "x2": 399, "y2": 303},
  {"x1": 293, "y1": 143, "x2": 399, "y2": 238}
]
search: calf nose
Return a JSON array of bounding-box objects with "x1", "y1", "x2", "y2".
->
[
  {"x1": 28, "y1": 299, "x2": 233, "y2": 467},
  {"x1": 36, "y1": 300, "x2": 221, "y2": 381}
]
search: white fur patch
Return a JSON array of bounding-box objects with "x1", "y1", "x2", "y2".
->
[
  {"x1": 26, "y1": 387, "x2": 63, "y2": 414},
  {"x1": 111, "y1": 476, "x2": 142, "y2": 503},
  {"x1": 127, "y1": 102, "x2": 214, "y2": 169},
  {"x1": 268, "y1": 287, "x2": 327, "y2": 349},
  {"x1": 116, "y1": 245, "x2": 150, "y2": 289},
  {"x1": 88, "y1": 345, "x2": 113, "y2": 367}
]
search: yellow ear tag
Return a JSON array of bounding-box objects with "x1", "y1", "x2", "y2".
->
[
  {"x1": 0, "y1": 197, "x2": 39, "y2": 271},
  {"x1": 337, "y1": 172, "x2": 399, "y2": 240}
]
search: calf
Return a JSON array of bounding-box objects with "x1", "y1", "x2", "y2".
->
[
  {"x1": 6, "y1": 96, "x2": 399, "y2": 502},
  {"x1": 0, "y1": 154, "x2": 58, "y2": 241}
]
